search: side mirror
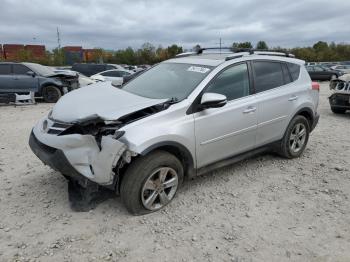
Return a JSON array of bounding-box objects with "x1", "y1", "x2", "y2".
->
[
  {"x1": 111, "y1": 79, "x2": 122, "y2": 87},
  {"x1": 26, "y1": 71, "x2": 36, "y2": 77},
  {"x1": 200, "y1": 92, "x2": 227, "y2": 109}
]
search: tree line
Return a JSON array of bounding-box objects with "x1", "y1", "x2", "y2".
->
[{"x1": 1, "y1": 41, "x2": 350, "y2": 65}]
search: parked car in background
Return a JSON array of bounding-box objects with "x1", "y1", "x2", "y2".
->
[
  {"x1": 329, "y1": 74, "x2": 350, "y2": 114},
  {"x1": 331, "y1": 65, "x2": 350, "y2": 74},
  {"x1": 306, "y1": 65, "x2": 343, "y2": 81},
  {"x1": 0, "y1": 62, "x2": 79, "y2": 103},
  {"x1": 71, "y1": 63, "x2": 124, "y2": 77},
  {"x1": 90, "y1": 69, "x2": 133, "y2": 86},
  {"x1": 29, "y1": 49, "x2": 319, "y2": 215},
  {"x1": 53, "y1": 68, "x2": 96, "y2": 87}
]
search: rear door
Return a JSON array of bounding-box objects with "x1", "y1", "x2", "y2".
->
[
  {"x1": 194, "y1": 62, "x2": 257, "y2": 168},
  {"x1": 12, "y1": 64, "x2": 39, "y2": 93},
  {"x1": 0, "y1": 64, "x2": 13, "y2": 92},
  {"x1": 253, "y1": 60, "x2": 299, "y2": 146}
]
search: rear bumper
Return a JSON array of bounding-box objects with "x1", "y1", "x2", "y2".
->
[{"x1": 29, "y1": 130, "x2": 90, "y2": 187}]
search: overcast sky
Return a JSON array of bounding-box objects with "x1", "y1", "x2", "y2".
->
[{"x1": 1, "y1": 0, "x2": 349, "y2": 50}]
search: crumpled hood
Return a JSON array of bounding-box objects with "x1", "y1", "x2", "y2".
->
[{"x1": 51, "y1": 82, "x2": 167, "y2": 123}]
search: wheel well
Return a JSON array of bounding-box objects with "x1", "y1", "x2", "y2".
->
[
  {"x1": 114, "y1": 144, "x2": 195, "y2": 194},
  {"x1": 297, "y1": 109, "x2": 313, "y2": 128},
  {"x1": 141, "y1": 144, "x2": 195, "y2": 178},
  {"x1": 40, "y1": 84, "x2": 63, "y2": 95}
]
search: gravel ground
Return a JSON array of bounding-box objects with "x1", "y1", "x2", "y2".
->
[{"x1": 0, "y1": 82, "x2": 349, "y2": 262}]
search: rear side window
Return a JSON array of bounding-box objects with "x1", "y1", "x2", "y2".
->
[
  {"x1": 106, "y1": 65, "x2": 116, "y2": 70},
  {"x1": 282, "y1": 63, "x2": 292, "y2": 84},
  {"x1": 0, "y1": 64, "x2": 11, "y2": 75},
  {"x1": 13, "y1": 64, "x2": 30, "y2": 75},
  {"x1": 287, "y1": 63, "x2": 301, "y2": 81},
  {"x1": 253, "y1": 61, "x2": 284, "y2": 93},
  {"x1": 101, "y1": 71, "x2": 122, "y2": 77}
]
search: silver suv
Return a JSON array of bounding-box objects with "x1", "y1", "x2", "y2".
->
[{"x1": 29, "y1": 49, "x2": 320, "y2": 215}]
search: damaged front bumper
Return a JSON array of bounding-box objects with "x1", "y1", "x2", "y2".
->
[
  {"x1": 329, "y1": 81, "x2": 350, "y2": 110},
  {"x1": 29, "y1": 117, "x2": 131, "y2": 187}
]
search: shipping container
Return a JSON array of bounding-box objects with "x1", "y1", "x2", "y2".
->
[
  {"x1": 63, "y1": 46, "x2": 83, "y2": 52},
  {"x1": 3, "y1": 44, "x2": 25, "y2": 61},
  {"x1": 64, "y1": 50, "x2": 83, "y2": 65},
  {"x1": 25, "y1": 45, "x2": 46, "y2": 58}
]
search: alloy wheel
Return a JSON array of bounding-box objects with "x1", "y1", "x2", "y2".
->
[
  {"x1": 141, "y1": 167, "x2": 179, "y2": 211},
  {"x1": 289, "y1": 123, "x2": 307, "y2": 153}
]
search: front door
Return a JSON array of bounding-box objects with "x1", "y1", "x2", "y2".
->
[
  {"x1": 0, "y1": 64, "x2": 14, "y2": 92},
  {"x1": 194, "y1": 63, "x2": 257, "y2": 168},
  {"x1": 12, "y1": 64, "x2": 39, "y2": 93}
]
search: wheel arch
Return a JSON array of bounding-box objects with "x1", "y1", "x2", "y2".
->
[
  {"x1": 140, "y1": 141, "x2": 196, "y2": 178},
  {"x1": 293, "y1": 107, "x2": 314, "y2": 129},
  {"x1": 39, "y1": 82, "x2": 64, "y2": 95}
]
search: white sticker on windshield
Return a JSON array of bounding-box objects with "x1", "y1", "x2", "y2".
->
[{"x1": 187, "y1": 66, "x2": 210, "y2": 74}]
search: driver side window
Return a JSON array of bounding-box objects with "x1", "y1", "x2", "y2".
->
[{"x1": 206, "y1": 63, "x2": 250, "y2": 101}]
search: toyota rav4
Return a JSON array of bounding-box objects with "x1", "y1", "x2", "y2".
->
[{"x1": 29, "y1": 49, "x2": 320, "y2": 215}]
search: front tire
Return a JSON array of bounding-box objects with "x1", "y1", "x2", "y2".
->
[
  {"x1": 278, "y1": 115, "x2": 310, "y2": 159},
  {"x1": 121, "y1": 150, "x2": 184, "y2": 215},
  {"x1": 42, "y1": 86, "x2": 62, "y2": 103}
]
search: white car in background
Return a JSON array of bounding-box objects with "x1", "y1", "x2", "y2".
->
[
  {"x1": 90, "y1": 69, "x2": 133, "y2": 86},
  {"x1": 331, "y1": 65, "x2": 350, "y2": 74},
  {"x1": 53, "y1": 69, "x2": 97, "y2": 87}
]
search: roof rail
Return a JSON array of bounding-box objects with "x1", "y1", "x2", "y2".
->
[
  {"x1": 226, "y1": 48, "x2": 295, "y2": 61},
  {"x1": 175, "y1": 46, "x2": 295, "y2": 61}
]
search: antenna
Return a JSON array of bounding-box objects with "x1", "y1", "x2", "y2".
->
[{"x1": 56, "y1": 27, "x2": 61, "y2": 49}]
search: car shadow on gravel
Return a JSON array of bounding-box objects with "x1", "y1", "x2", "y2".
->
[{"x1": 25, "y1": 152, "x2": 297, "y2": 214}]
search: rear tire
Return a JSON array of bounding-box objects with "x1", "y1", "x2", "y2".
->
[
  {"x1": 331, "y1": 107, "x2": 346, "y2": 114},
  {"x1": 120, "y1": 150, "x2": 184, "y2": 215},
  {"x1": 42, "y1": 86, "x2": 61, "y2": 103},
  {"x1": 278, "y1": 115, "x2": 310, "y2": 159}
]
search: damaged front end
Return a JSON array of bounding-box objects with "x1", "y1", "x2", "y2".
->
[
  {"x1": 329, "y1": 79, "x2": 350, "y2": 111},
  {"x1": 30, "y1": 100, "x2": 170, "y2": 188},
  {"x1": 29, "y1": 83, "x2": 172, "y2": 210},
  {"x1": 47, "y1": 73, "x2": 80, "y2": 93},
  {"x1": 30, "y1": 116, "x2": 135, "y2": 188}
]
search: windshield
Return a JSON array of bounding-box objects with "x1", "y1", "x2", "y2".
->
[
  {"x1": 23, "y1": 63, "x2": 55, "y2": 76},
  {"x1": 122, "y1": 63, "x2": 213, "y2": 101}
]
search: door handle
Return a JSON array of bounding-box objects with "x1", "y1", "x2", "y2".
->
[
  {"x1": 288, "y1": 95, "x2": 298, "y2": 101},
  {"x1": 243, "y1": 106, "x2": 256, "y2": 114}
]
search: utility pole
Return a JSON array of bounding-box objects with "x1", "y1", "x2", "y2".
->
[
  {"x1": 215, "y1": 38, "x2": 224, "y2": 53},
  {"x1": 56, "y1": 27, "x2": 61, "y2": 49},
  {"x1": 56, "y1": 27, "x2": 62, "y2": 65}
]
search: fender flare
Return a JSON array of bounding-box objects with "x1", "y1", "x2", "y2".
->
[{"x1": 140, "y1": 141, "x2": 196, "y2": 177}]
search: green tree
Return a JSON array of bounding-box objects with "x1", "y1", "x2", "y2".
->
[
  {"x1": 52, "y1": 48, "x2": 65, "y2": 66},
  {"x1": 167, "y1": 44, "x2": 183, "y2": 57},
  {"x1": 256, "y1": 41, "x2": 268, "y2": 50},
  {"x1": 232, "y1": 42, "x2": 253, "y2": 49}
]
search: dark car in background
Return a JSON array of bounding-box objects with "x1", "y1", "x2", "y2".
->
[
  {"x1": 306, "y1": 65, "x2": 343, "y2": 81},
  {"x1": 0, "y1": 62, "x2": 79, "y2": 103},
  {"x1": 71, "y1": 63, "x2": 123, "y2": 77}
]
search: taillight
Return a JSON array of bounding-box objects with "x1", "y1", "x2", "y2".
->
[{"x1": 312, "y1": 82, "x2": 320, "y2": 91}]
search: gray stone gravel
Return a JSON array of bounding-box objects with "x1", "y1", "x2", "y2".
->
[{"x1": 0, "y1": 82, "x2": 349, "y2": 261}]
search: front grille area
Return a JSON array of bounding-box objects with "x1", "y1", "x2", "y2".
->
[{"x1": 46, "y1": 121, "x2": 72, "y2": 135}]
